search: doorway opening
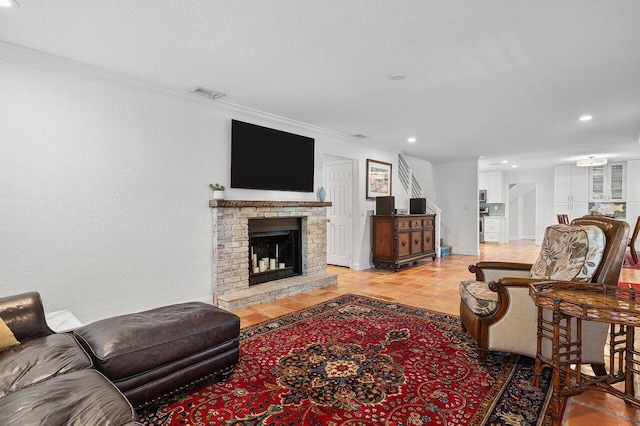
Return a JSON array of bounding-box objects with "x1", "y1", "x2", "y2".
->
[{"x1": 507, "y1": 181, "x2": 537, "y2": 243}]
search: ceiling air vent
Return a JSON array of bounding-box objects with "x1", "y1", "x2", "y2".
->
[{"x1": 190, "y1": 87, "x2": 226, "y2": 100}]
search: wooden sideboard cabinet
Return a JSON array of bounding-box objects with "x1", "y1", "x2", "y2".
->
[{"x1": 372, "y1": 214, "x2": 436, "y2": 271}]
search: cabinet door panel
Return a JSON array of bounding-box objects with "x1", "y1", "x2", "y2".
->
[
  {"x1": 554, "y1": 165, "x2": 571, "y2": 203},
  {"x1": 627, "y1": 160, "x2": 640, "y2": 202},
  {"x1": 589, "y1": 165, "x2": 605, "y2": 202},
  {"x1": 571, "y1": 165, "x2": 589, "y2": 203},
  {"x1": 410, "y1": 231, "x2": 422, "y2": 254},
  {"x1": 423, "y1": 228, "x2": 435, "y2": 253},
  {"x1": 398, "y1": 232, "x2": 411, "y2": 257},
  {"x1": 609, "y1": 163, "x2": 625, "y2": 201}
]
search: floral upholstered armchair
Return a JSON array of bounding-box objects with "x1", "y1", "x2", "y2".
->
[{"x1": 459, "y1": 216, "x2": 629, "y2": 372}]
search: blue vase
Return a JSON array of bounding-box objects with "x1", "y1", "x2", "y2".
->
[{"x1": 318, "y1": 186, "x2": 326, "y2": 202}]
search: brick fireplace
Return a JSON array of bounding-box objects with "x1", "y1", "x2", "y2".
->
[{"x1": 210, "y1": 200, "x2": 338, "y2": 311}]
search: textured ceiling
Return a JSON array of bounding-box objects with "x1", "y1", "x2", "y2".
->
[{"x1": 1, "y1": 0, "x2": 640, "y2": 170}]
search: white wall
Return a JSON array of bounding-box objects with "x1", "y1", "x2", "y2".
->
[
  {"x1": 523, "y1": 192, "x2": 536, "y2": 237},
  {"x1": 509, "y1": 198, "x2": 521, "y2": 238},
  {"x1": 509, "y1": 191, "x2": 536, "y2": 240},
  {"x1": 433, "y1": 159, "x2": 479, "y2": 255},
  {"x1": 503, "y1": 168, "x2": 555, "y2": 244},
  {"x1": 0, "y1": 56, "x2": 405, "y2": 322},
  {"x1": 404, "y1": 155, "x2": 437, "y2": 204}
]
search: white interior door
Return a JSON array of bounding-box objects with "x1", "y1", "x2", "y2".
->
[{"x1": 326, "y1": 161, "x2": 353, "y2": 267}]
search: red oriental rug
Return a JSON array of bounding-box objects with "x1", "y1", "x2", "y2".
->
[
  {"x1": 137, "y1": 295, "x2": 552, "y2": 425},
  {"x1": 623, "y1": 254, "x2": 640, "y2": 270},
  {"x1": 619, "y1": 281, "x2": 640, "y2": 292}
]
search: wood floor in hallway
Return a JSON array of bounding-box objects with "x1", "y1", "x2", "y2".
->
[{"x1": 233, "y1": 240, "x2": 640, "y2": 425}]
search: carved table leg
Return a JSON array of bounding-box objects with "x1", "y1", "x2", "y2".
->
[
  {"x1": 533, "y1": 306, "x2": 544, "y2": 388},
  {"x1": 626, "y1": 326, "x2": 635, "y2": 398}
]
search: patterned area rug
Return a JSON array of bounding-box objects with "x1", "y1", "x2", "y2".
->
[
  {"x1": 623, "y1": 253, "x2": 640, "y2": 270},
  {"x1": 619, "y1": 281, "x2": 640, "y2": 292},
  {"x1": 137, "y1": 295, "x2": 552, "y2": 425}
]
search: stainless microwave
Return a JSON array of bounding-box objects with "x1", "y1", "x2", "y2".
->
[{"x1": 479, "y1": 190, "x2": 487, "y2": 203}]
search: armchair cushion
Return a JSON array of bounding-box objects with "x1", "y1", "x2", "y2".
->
[
  {"x1": 459, "y1": 280, "x2": 498, "y2": 316},
  {"x1": 530, "y1": 224, "x2": 605, "y2": 282}
]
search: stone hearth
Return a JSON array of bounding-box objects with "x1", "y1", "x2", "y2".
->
[{"x1": 210, "y1": 200, "x2": 337, "y2": 311}]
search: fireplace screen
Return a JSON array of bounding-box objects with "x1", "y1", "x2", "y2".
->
[{"x1": 248, "y1": 218, "x2": 302, "y2": 285}]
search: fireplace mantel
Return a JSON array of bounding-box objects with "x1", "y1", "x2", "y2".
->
[{"x1": 210, "y1": 200, "x2": 332, "y2": 208}]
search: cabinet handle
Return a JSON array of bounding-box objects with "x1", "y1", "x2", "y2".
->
[
  {"x1": 425, "y1": 237, "x2": 430, "y2": 242},
  {"x1": 401, "y1": 241, "x2": 407, "y2": 246},
  {"x1": 414, "y1": 239, "x2": 420, "y2": 244}
]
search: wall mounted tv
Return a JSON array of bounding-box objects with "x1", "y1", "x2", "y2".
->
[{"x1": 231, "y1": 120, "x2": 315, "y2": 192}]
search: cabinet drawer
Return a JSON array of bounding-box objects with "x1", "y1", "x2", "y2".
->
[
  {"x1": 423, "y1": 217, "x2": 434, "y2": 226},
  {"x1": 397, "y1": 220, "x2": 411, "y2": 230},
  {"x1": 411, "y1": 219, "x2": 423, "y2": 228},
  {"x1": 484, "y1": 223, "x2": 499, "y2": 232},
  {"x1": 484, "y1": 231, "x2": 500, "y2": 241}
]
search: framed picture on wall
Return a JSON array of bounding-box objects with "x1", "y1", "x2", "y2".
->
[{"x1": 366, "y1": 159, "x2": 392, "y2": 199}]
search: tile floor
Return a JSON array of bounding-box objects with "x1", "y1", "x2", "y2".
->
[{"x1": 233, "y1": 240, "x2": 640, "y2": 425}]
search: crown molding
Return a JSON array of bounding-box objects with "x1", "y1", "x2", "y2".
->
[{"x1": 0, "y1": 41, "x2": 398, "y2": 154}]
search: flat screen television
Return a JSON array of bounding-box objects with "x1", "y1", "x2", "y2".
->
[{"x1": 231, "y1": 120, "x2": 315, "y2": 192}]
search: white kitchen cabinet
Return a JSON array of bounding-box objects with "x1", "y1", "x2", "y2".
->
[
  {"x1": 478, "y1": 172, "x2": 487, "y2": 192},
  {"x1": 483, "y1": 217, "x2": 505, "y2": 243},
  {"x1": 554, "y1": 165, "x2": 589, "y2": 221},
  {"x1": 626, "y1": 160, "x2": 640, "y2": 202},
  {"x1": 589, "y1": 162, "x2": 626, "y2": 202},
  {"x1": 485, "y1": 171, "x2": 504, "y2": 203}
]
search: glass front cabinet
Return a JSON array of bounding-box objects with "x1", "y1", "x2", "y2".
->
[{"x1": 589, "y1": 162, "x2": 626, "y2": 202}]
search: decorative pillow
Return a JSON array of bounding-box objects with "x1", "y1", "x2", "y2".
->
[
  {"x1": 530, "y1": 224, "x2": 606, "y2": 282},
  {"x1": 0, "y1": 317, "x2": 20, "y2": 352}
]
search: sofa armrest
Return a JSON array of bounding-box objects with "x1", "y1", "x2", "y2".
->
[
  {"x1": 468, "y1": 262, "x2": 533, "y2": 282},
  {"x1": 0, "y1": 292, "x2": 54, "y2": 341}
]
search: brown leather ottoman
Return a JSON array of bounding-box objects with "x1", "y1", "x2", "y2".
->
[{"x1": 74, "y1": 302, "x2": 240, "y2": 407}]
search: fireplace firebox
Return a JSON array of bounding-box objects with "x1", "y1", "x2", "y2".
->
[{"x1": 248, "y1": 218, "x2": 302, "y2": 286}]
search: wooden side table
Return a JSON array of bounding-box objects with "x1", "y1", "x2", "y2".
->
[{"x1": 529, "y1": 281, "x2": 640, "y2": 425}]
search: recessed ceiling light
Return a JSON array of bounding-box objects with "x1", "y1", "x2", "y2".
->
[
  {"x1": 407, "y1": 137, "x2": 416, "y2": 143},
  {"x1": 0, "y1": 0, "x2": 19, "y2": 7},
  {"x1": 512, "y1": 165, "x2": 518, "y2": 168},
  {"x1": 388, "y1": 73, "x2": 405, "y2": 81},
  {"x1": 501, "y1": 160, "x2": 508, "y2": 164},
  {"x1": 579, "y1": 115, "x2": 593, "y2": 122}
]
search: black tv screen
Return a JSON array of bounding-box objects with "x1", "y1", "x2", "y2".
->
[{"x1": 231, "y1": 120, "x2": 315, "y2": 192}]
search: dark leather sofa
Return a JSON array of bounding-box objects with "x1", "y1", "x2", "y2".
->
[{"x1": 0, "y1": 292, "x2": 141, "y2": 425}]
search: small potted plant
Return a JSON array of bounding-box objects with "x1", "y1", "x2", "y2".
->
[{"x1": 210, "y1": 183, "x2": 226, "y2": 200}]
